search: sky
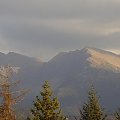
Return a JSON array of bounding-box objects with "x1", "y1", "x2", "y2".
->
[{"x1": 0, "y1": 0, "x2": 120, "y2": 61}]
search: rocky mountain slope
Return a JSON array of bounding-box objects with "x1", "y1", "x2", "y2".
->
[
  {"x1": 41, "y1": 47, "x2": 120, "y2": 112},
  {"x1": 0, "y1": 48, "x2": 120, "y2": 113}
]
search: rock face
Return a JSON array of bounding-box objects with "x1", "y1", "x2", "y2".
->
[{"x1": 0, "y1": 48, "x2": 120, "y2": 113}]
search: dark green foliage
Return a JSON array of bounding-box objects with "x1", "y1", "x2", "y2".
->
[
  {"x1": 115, "y1": 109, "x2": 120, "y2": 120},
  {"x1": 27, "y1": 81, "x2": 66, "y2": 120},
  {"x1": 75, "y1": 87, "x2": 107, "y2": 120}
]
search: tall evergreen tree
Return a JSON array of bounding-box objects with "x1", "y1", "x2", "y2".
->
[
  {"x1": 75, "y1": 86, "x2": 107, "y2": 120},
  {"x1": 115, "y1": 109, "x2": 120, "y2": 120},
  {"x1": 27, "y1": 81, "x2": 66, "y2": 120}
]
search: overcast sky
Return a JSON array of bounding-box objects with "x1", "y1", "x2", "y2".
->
[{"x1": 0, "y1": 0, "x2": 120, "y2": 61}]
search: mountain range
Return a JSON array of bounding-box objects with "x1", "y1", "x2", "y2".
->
[{"x1": 0, "y1": 47, "x2": 120, "y2": 113}]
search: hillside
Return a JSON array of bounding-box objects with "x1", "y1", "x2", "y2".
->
[
  {"x1": 41, "y1": 47, "x2": 120, "y2": 113},
  {"x1": 0, "y1": 48, "x2": 120, "y2": 113}
]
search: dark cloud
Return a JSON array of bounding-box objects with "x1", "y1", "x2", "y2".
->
[{"x1": 0, "y1": 0, "x2": 120, "y2": 60}]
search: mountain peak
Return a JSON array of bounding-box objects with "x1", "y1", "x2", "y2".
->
[
  {"x1": 81, "y1": 47, "x2": 120, "y2": 71},
  {"x1": 81, "y1": 47, "x2": 103, "y2": 53},
  {"x1": 81, "y1": 47, "x2": 118, "y2": 56},
  {"x1": 49, "y1": 47, "x2": 120, "y2": 72},
  {"x1": 7, "y1": 52, "x2": 28, "y2": 57},
  {"x1": 0, "y1": 51, "x2": 43, "y2": 65}
]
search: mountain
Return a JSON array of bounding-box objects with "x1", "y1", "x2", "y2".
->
[
  {"x1": 41, "y1": 47, "x2": 120, "y2": 113},
  {"x1": 48, "y1": 47, "x2": 120, "y2": 72},
  {"x1": 0, "y1": 52, "x2": 44, "y2": 109},
  {"x1": 0, "y1": 48, "x2": 120, "y2": 114}
]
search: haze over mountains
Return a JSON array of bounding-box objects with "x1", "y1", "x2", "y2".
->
[{"x1": 0, "y1": 47, "x2": 120, "y2": 113}]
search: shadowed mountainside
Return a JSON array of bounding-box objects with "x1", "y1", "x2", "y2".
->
[{"x1": 0, "y1": 48, "x2": 120, "y2": 113}]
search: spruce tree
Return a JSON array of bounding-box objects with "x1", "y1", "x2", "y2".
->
[
  {"x1": 28, "y1": 81, "x2": 66, "y2": 120},
  {"x1": 115, "y1": 109, "x2": 120, "y2": 120},
  {"x1": 77, "y1": 86, "x2": 107, "y2": 120}
]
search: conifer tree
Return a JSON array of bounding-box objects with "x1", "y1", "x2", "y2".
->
[
  {"x1": 115, "y1": 109, "x2": 120, "y2": 120},
  {"x1": 76, "y1": 86, "x2": 107, "y2": 120},
  {"x1": 28, "y1": 81, "x2": 66, "y2": 120}
]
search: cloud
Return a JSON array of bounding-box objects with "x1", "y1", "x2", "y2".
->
[
  {"x1": 0, "y1": 0, "x2": 120, "y2": 19},
  {"x1": 0, "y1": 0, "x2": 120, "y2": 60}
]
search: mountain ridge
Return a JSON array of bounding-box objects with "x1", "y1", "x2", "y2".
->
[
  {"x1": 0, "y1": 48, "x2": 120, "y2": 113},
  {"x1": 48, "y1": 47, "x2": 120, "y2": 73}
]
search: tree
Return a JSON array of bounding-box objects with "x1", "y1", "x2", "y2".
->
[
  {"x1": 75, "y1": 86, "x2": 107, "y2": 120},
  {"x1": 0, "y1": 65, "x2": 28, "y2": 120},
  {"x1": 115, "y1": 109, "x2": 120, "y2": 120},
  {"x1": 28, "y1": 81, "x2": 66, "y2": 120}
]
